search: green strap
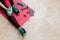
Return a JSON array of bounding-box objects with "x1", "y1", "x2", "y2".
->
[
  {"x1": 12, "y1": 5, "x2": 19, "y2": 13},
  {"x1": 18, "y1": 27, "x2": 26, "y2": 37},
  {"x1": 7, "y1": 6, "x2": 12, "y2": 16}
]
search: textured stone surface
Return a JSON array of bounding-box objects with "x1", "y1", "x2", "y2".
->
[{"x1": 0, "y1": 0, "x2": 60, "y2": 40}]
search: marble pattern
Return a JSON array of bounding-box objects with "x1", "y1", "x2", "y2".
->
[{"x1": 0, "y1": 0, "x2": 60, "y2": 40}]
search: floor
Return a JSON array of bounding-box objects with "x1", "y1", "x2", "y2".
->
[{"x1": 0, "y1": 0, "x2": 60, "y2": 40}]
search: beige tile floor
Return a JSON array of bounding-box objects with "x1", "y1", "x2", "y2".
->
[{"x1": 0, "y1": 0, "x2": 60, "y2": 40}]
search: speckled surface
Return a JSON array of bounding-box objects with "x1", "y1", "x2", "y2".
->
[{"x1": 0, "y1": 0, "x2": 60, "y2": 40}]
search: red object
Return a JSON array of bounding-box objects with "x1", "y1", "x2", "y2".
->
[{"x1": 0, "y1": 0, "x2": 31, "y2": 26}]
